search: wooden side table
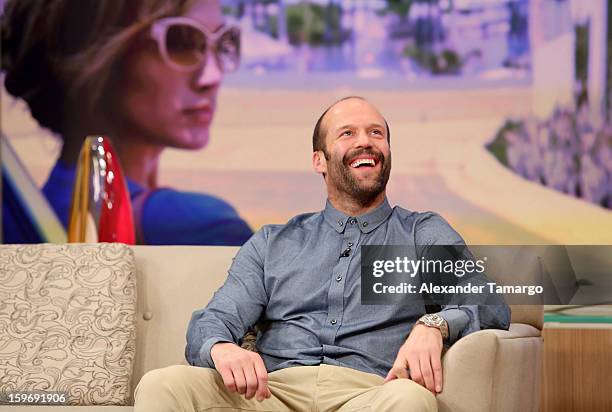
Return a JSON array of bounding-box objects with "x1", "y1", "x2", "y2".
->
[{"x1": 541, "y1": 322, "x2": 612, "y2": 412}]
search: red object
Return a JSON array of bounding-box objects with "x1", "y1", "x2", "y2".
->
[{"x1": 98, "y1": 139, "x2": 135, "y2": 244}]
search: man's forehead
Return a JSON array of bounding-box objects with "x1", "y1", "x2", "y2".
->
[{"x1": 325, "y1": 98, "x2": 385, "y2": 130}]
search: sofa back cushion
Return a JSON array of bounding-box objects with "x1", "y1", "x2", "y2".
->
[
  {"x1": 131, "y1": 245, "x2": 237, "y2": 393},
  {"x1": 0, "y1": 243, "x2": 137, "y2": 405},
  {"x1": 470, "y1": 246, "x2": 544, "y2": 330}
]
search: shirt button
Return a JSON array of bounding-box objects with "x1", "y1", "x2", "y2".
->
[
  {"x1": 362, "y1": 222, "x2": 368, "y2": 227},
  {"x1": 330, "y1": 319, "x2": 337, "y2": 325},
  {"x1": 338, "y1": 220, "x2": 343, "y2": 226},
  {"x1": 336, "y1": 276, "x2": 342, "y2": 282},
  {"x1": 348, "y1": 242, "x2": 353, "y2": 247}
]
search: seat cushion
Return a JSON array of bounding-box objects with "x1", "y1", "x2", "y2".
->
[{"x1": 0, "y1": 243, "x2": 137, "y2": 405}]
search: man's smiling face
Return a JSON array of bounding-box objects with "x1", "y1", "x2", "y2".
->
[{"x1": 315, "y1": 98, "x2": 391, "y2": 205}]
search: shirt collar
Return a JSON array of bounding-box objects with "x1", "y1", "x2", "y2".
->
[{"x1": 323, "y1": 198, "x2": 393, "y2": 234}]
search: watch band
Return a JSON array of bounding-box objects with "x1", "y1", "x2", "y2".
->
[{"x1": 417, "y1": 313, "x2": 449, "y2": 340}]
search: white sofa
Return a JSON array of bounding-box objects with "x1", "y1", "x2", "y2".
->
[{"x1": 0, "y1": 244, "x2": 543, "y2": 411}]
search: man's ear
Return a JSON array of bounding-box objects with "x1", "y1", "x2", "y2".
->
[{"x1": 313, "y1": 150, "x2": 327, "y2": 175}]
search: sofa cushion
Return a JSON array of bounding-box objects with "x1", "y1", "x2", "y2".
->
[{"x1": 0, "y1": 243, "x2": 137, "y2": 406}]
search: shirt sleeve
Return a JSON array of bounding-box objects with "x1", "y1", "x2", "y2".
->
[
  {"x1": 414, "y1": 212, "x2": 511, "y2": 344},
  {"x1": 185, "y1": 228, "x2": 269, "y2": 367}
]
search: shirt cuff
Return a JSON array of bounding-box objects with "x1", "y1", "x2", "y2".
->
[
  {"x1": 199, "y1": 337, "x2": 234, "y2": 368},
  {"x1": 438, "y1": 308, "x2": 470, "y2": 343}
]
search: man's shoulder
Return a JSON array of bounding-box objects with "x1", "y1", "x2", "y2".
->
[
  {"x1": 390, "y1": 206, "x2": 461, "y2": 243},
  {"x1": 405, "y1": 209, "x2": 462, "y2": 244},
  {"x1": 258, "y1": 211, "x2": 322, "y2": 237},
  {"x1": 391, "y1": 206, "x2": 441, "y2": 226}
]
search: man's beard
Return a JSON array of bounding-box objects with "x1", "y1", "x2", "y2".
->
[{"x1": 325, "y1": 148, "x2": 391, "y2": 207}]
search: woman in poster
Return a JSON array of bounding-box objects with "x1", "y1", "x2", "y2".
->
[{"x1": 2, "y1": 0, "x2": 253, "y2": 245}]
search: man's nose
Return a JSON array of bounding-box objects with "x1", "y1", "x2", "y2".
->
[
  {"x1": 354, "y1": 130, "x2": 373, "y2": 148},
  {"x1": 193, "y1": 49, "x2": 223, "y2": 89}
]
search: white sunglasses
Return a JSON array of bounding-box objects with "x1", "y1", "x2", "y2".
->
[{"x1": 150, "y1": 17, "x2": 240, "y2": 73}]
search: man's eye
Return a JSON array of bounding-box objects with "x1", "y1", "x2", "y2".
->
[
  {"x1": 341, "y1": 130, "x2": 353, "y2": 136},
  {"x1": 371, "y1": 129, "x2": 382, "y2": 135}
]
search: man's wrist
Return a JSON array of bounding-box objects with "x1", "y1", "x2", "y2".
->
[
  {"x1": 416, "y1": 314, "x2": 449, "y2": 340},
  {"x1": 201, "y1": 338, "x2": 234, "y2": 367},
  {"x1": 211, "y1": 341, "x2": 237, "y2": 352}
]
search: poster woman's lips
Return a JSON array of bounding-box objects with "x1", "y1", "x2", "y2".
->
[{"x1": 183, "y1": 104, "x2": 213, "y2": 123}]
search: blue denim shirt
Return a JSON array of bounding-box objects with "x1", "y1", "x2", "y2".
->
[{"x1": 186, "y1": 199, "x2": 510, "y2": 378}]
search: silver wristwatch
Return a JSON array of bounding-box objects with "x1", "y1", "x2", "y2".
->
[{"x1": 417, "y1": 313, "x2": 449, "y2": 340}]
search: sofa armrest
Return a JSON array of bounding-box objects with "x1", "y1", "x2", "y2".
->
[{"x1": 437, "y1": 323, "x2": 542, "y2": 412}]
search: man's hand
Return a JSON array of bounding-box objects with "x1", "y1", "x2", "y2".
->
[
  {"x1": 210, "y1": 342, "x2": 272, "y2": 402},
  {"x1": 384, "y1": 323, "x2": 444, "y2": 394}
]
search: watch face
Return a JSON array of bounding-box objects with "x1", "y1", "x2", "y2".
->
[{"x1": 425, "y1": 314, "x2": 443, "y2": 327}]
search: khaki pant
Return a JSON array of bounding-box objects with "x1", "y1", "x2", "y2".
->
[{"x1": 134, "y1": 364, "x2": 437, "y2": 412}]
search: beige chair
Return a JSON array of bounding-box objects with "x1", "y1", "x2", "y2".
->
[{"x1": 0, "y1": 244, "x2": 542, "y2": 411}]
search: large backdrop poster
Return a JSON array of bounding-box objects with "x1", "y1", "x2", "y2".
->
[{"x1": 2, "y1": 0, "x2": 612, "y2": 245}]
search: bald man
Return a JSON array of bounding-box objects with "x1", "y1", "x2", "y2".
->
[{"x1": 135, "y1": 97, "x2": 510, "y2": 412}]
